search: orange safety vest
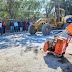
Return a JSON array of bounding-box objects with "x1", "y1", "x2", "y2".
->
[{"x1": 66, "y1": 23, "x2": 72, "y2": 35}]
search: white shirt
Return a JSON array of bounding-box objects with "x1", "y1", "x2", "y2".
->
[
  {"x1": 14, "y1": 22, "x2": 18, "y2": 27},
  {"x1": 0, "y1": 23, "x2": 2, "y2": 27},
  {"x1": 58, "y1": 29, "x2": 69, "y2": 36}
]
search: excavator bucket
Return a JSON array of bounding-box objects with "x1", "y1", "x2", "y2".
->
[{"x1": 43, "y1": 43, "x2": 48, "y2": 52}]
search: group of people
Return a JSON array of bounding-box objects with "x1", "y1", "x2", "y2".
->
[
  {"x1": 0, "y1": 20, "x2": 33, "y2": 35},
  {"x1": 0, "y1": 21, "x2": 6, "y2": 35},
  {"x1": 10, "y1": 20, "x2": 32, "y2": 33}
]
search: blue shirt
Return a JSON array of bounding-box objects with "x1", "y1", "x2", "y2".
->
[
  {"x1": 0, "y1": 23, "x2": 2, "y2": 27},
  {"x1": 14, "y1": 22, "x2": 18, "y2": 27}
]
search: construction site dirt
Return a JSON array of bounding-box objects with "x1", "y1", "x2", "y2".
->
[{"x1": 0, "y1": 31, "x2": 72, "y2": 72}]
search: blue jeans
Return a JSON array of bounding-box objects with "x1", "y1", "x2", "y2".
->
[
  {"x1": 3, "y1": 26, "x2": 6, "y2": 33},
  {"x1": 26, "y1": 27, "x2": 28, "y2": 31},
  {"x1": 10, "y1": 26, "x2": 14, "y2": 32},
  {"x1": 15, "y1": 26, "x2": 18, "y2": 32},
  {"x1": 0, "y1": 27, "x2": 2, "y2": 35}
]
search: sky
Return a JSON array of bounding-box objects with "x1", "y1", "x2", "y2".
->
[
  {"x1": 38, "y1": 0, "x2": 50, "y2": 14},
  {"x1": 36, "y1": 0, "x2": 50, "y2": 2}
]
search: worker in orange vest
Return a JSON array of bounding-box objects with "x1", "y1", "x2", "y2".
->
[
  {"x1": 43, "y1": 17, "x2": 72, "y2": 52},
  {"x1": 55, "y1": 17, "x2": 72, "y2": 37}
]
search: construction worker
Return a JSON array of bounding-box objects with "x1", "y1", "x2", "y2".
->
[
  {"x1": 43, "y1": 17, "x2": 72, "y2": 53},
  {"x1": 55, "y1": 17, "x2": 72, "y2": 37}
]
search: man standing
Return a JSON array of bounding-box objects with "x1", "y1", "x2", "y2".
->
[
  {"x1": 23, "y1": 21, "x2": 26, "y2": 31},
  {"x1": 14, "y1": 21, "x2": 18, "y2": 32},
  {"x1": 17, "y1": 21, "x2": 21, "y2": 31},
  {"x1": 25, "y1": 22, "x2": 28, "y2": 31},
  {"x1": 20, "y1": 20, "x2": 23, "y2": 31},
  {"x1": 2, "y1": 21, "x2": 6, "y2": 33},
  {"x1": 0, "y1": 21, "x2": 2, "y2": 35},
  {"x1": 27, "y1": 21, "x2": 30, "y2": 27},
  {"x1": 10, "y1": 20, "x2": 14, "y2": 33}
]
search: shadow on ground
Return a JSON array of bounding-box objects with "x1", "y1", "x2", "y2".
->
[
  {"x1": 0, "y1": 32, "x2": 46, "y2": 49},
  {"x1": 0, "y1": 30, "x2": 68, "y2": 50},
  {"x1": 44, "y1": 54, "x2": 72, "y2": 72}
]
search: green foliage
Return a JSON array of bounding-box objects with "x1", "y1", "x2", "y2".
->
[
  {"x1": 18, "y1": 0, "x2": 41, "y2": 21},
  {"x1": 49, "y1": 0, "x2": 72, "y2": 15},
  {"x1": 0, "y1": 0, "x2": 72, "y2": 21},
  {"x1": 0, "y1": 0, "x2": 41, "y2": 21},
  {"x1": 4, "y1": 12, "x2": 10, "y2": 18},
  {"x1": 43, "y1": 0, "x2": 72, "y2": 18},
  {"x1": 0, "y1": 11, "x2": 10, "y2": 18}
]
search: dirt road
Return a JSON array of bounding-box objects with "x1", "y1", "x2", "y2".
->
[{"x1": 0, "y1": 31, "x2": 72, "y2": 72}]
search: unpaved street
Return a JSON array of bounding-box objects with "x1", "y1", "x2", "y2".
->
[{"x1": 0, "y1": 31, "x2": 72, "y2": 72}]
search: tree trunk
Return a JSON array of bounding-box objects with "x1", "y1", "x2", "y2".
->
[{"x1": 9, "y1": 11, "x2": 14, "y2": 19}]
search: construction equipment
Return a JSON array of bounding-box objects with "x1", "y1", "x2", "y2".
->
[
  {"x1": 43, "y1": 16, "x2": 72, "y2": 57},
  {"x1": 43, "y1": 35, "x2": 72, "y2": 57},
  {"x1": 28, "y1": 7, "x2": 65, "y2": 35}
]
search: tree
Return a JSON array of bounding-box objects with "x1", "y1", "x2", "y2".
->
[
  {"x1": 20, "y1": 0, "x2": 41, "y2": 20},
  {"x1": 0, "y1": 0, "x2": 20, "y2": 19},
  {"x1": 61, "y1": 0, "x2": 72, "y2": 15}
]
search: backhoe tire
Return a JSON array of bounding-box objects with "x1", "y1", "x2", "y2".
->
[
  {"x1": 28, "y1": 24, "x2": 37, "y2": 35},
  {"x1": 42, "y1": 24, "x2": 51, "y2": 36}
]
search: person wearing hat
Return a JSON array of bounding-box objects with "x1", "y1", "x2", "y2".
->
[{"x1": 54, "y1": 17, "x2": 72, "y2": 37}]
